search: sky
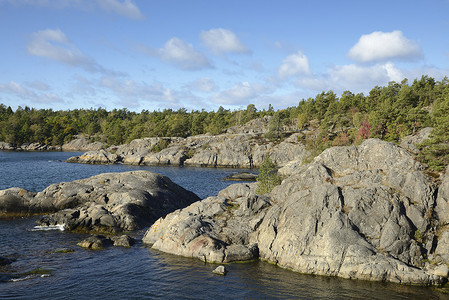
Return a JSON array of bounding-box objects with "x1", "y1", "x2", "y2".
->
[{"x1": 0, "y1": 0, "x2": 449, "y2": 112}]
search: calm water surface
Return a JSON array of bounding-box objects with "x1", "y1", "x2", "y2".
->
[{"x1": 0, "y1": 151, "x2": 447, "y2": 299}]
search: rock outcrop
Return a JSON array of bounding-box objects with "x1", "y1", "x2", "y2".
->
[
  {"x1": 0, "y1": 142, "x2": 61, "y2": 151},
  {"x1": 0, "y1": 142, "x2": 15, "y2": 150},
  {"x1": 0, "y1": 136, "x2": 105, "y2": 152},
  {"x1": 67, "y1": 132, "x2": 307, "y2": 169},
  {"x1": 62, "y1": 137, "x2": 106, "y2": 152},
  {"x1": 0, "y1": 171, "x2": 200, "y2": 233},
  {"x1": 143, "y1": 139, "x2": 449, "y2": 286},
  {"x1": 66, "y1": 149, "x2": 119, "y2": 164}
]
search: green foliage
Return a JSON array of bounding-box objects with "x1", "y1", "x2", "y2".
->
[
  {"x1": 414, "y1": 229, "x2": 423, "y2": 243},
  {"x1": 0, "y1": 105, "x2": 269, "y2": 146},
  {"x1": 150, "y1": 139, "x2": 170, "y2": 152},
  {"x1": 418, "y1": 88, "x2": 449, "y2": 171},
  {"x1": 265, "y1": 111, "x2": 284, "y2": 141},
  {"x1": 256, "y1": 156, "x2": 281, "y2": 194}
]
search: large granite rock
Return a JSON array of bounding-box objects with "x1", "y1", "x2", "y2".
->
[
  {"x1": 0, "y1": 171, "x2": 200, "y2": 233},
  {"x1": 143, "y1": 139, "x2": 447, "y2": 285},
  {"x1": 62, "y1": 137, "x2": 106, "y2": 151},
  {"x1": 66, "y1": 149, "x2": 119, "y2": 164},
  {"x1": 143, "y1": 183, "x2": 266, "y2": 263}
]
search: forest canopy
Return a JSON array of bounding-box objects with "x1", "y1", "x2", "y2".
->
[{"x1": 1, "y1": 75, "x2": 449, "y2": 170}]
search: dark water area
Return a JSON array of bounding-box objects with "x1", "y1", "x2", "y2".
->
[{"x1": 0, "y1": 151, "x2": 448, "y2": 299}]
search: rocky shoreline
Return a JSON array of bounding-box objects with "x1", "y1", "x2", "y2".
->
[
  {"x1": 2, "y1": 125, "x2": 449, "y2": 286},
  {"x1": 65, "y1": 132, "x2": 307, "y2": 169},
  {"x1": 0, "y1": 136, "x2": 106, "y2": 152}
]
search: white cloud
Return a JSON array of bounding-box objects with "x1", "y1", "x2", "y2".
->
[
  {"x1": 348, "y1": 30, "x2": 422, "y2": 62},
  {"x1": 200, "y1": 28, "x2": 249, "y2": 54},
  {"x1": 97, "y1": 75, "x2": 178, "y2": 107},
  {"x1": 27, "y1": 29, "x2": 93, "y2": 67},
  {"x1": 278, "y1": 51, "x2": 311, "y2": 79},
  {"x1": 155, "y1": 37, "x2": 212, "y2": 70},
  {"x1": 0, "y1": 81, "x2": 35, "y2": 97},
  {"x1": 189, "y1": 78, "x2": 216, "y2": 93},
  {"x1": 212, "y1": 81, "x2": 269, "y2": 105},
  {"x1": 27, "y1": 28, "x2": 120, "y2": 75},
  {"x1": 96, "y1": 0, "x2": 144, "y2": 20},
  {"x1": 297, "y1": 63, "x2": 404, "y2": 94},
  {"x1": 0, "y1": 81, "x2": 63, "y2": 104},
  {"x1": 25, "y1": 80, "x2": 50, "y2": 91}
]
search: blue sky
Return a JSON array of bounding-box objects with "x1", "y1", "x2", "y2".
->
[{"x1": 0, "y1": 0, "x2": 448, "y2": 112}]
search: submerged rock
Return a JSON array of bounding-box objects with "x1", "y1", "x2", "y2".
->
[
  {"x1": 77, "y1": 235, "x2": 113, "y2": 250},
  {"x1": 143, "y1": 139, "x2": 448, "y2": 286},
  {"x1": 0, "y1": 171, "x2": 200, "y2": 233},
  {"x1": 54, "y1": 248, "x2": 75, "y2": 253},
  {"x1": 222, "y1": 172, "x2": 257, "y2": 181},
  {"x1": 77, "y1": 234, "x2": 135, "y2": 249},
  {"x1": 110, "y1": 235, "x2": 135, "y2": 247},
  {"x1": 0, "y1": 256, "x2": 13, "y2": 266}
]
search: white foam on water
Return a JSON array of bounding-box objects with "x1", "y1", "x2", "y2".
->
[
  {"x1": 9, "y1": 274, "x2": 51, "y2": 282},
  {"x1": 32, "y1": 224, "x2": 66, "y2": 231},
  {"x1": 9, "y1": 275, "x2": 37, "y2": 282}
]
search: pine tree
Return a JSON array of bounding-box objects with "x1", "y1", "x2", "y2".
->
[{"x1": 256, "y1": 155, "x2": 281, "y2": 194}]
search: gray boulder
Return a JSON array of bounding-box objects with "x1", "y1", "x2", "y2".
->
[
  {"x1": 110, "y1": 235, "x2": 135, "y2": 247},
  {"x1": 212, "y1": 265, "x2": 228, "y2": 275},
  {"x1": 77, "y1": 235, "x2": 114, "y2": 250},
  {"x1": 77, "y1": 234, "x2": 135, "y2": 249}
]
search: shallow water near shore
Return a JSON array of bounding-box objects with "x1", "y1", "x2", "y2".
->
[{"x1": 0, "y1": 151, "x2": 447, "y2": 299}]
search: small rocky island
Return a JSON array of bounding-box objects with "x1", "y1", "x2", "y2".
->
[{"x1": 0, "y1": 171, "x2": 200, "y2": 232}]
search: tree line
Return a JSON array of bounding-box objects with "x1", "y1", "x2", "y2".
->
[
  {"x1": 0, "y1": 103, "x2": 271, "y2": 146},
  {"x1": 1, "y1": 75, "x2": 448, "y2": 171}
]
